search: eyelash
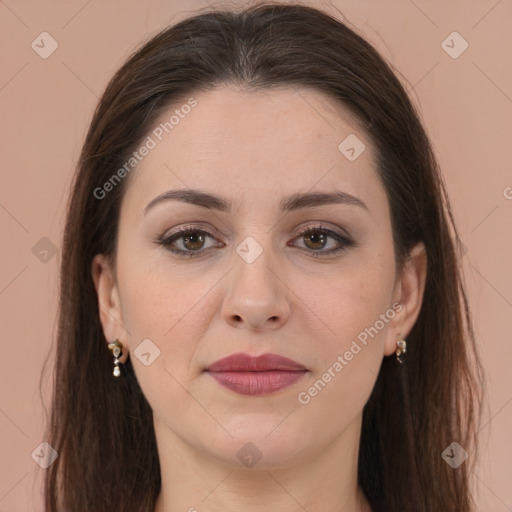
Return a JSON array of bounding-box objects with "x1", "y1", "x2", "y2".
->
[{"x1": 155, "y1": 224, "x2": 355, "y2": 259}]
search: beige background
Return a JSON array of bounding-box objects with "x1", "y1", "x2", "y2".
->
[{"x1": 0, "y1": 0, "x2": 511, "y2": 510}]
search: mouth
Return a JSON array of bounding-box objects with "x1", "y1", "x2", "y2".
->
[{"x1": 204, "y1": 352, "x2": 308, "y2": 396}]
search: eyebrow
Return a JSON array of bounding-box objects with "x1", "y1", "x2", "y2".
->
[{"x1": 144, "y1": 188, "x2": 368, "y2": 215}]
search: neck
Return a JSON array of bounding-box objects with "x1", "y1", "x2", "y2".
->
[{"x1": 153, "y1": 414, "x2": 372, "y2": 512}]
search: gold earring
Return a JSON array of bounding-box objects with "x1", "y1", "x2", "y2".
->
[
  {"x1": 107, "y1": 339, "x2": 124, "y2": 377},
  {"x1": 395, "y1": 339, "x2": 407, "y2": 365}
]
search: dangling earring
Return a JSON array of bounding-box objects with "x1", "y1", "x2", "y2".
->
[
  {"x1": 108, "y1": 339, "x2": 124, "y2": 377},
  {"x1": 395, "y1": 339, "x2": 407, "y2": 365}
]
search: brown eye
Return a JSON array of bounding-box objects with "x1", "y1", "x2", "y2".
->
[
  {"x1": 303, "y1": 230, "x2": 328, "y2": 250},
  {"x1": 181, "y1": 231, "x2": 206, "y2": 251},
  {"x1": 158, "y1": 227, "x2": 222, "y2": 258},
  {"x1": 292, "y1": 225, "x2": 355, "y2": 257}
]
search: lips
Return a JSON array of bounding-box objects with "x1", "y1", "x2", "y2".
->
[{"x1": 205, "y1": 352, "x2": 307, "y2": 396}]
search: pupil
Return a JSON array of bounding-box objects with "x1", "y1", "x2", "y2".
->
[
  {"x1": 306, "y1": 232, "x2": 325, "y2": 249},
  {"x1": 184, "y1": 233, "x2": 204, "y2": 250}
]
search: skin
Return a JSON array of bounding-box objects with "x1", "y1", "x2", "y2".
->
[{"x1": 92, "y1": 85, "x2": 427, "y2": 512}]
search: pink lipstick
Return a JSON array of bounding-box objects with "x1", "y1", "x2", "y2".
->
[{"x1": 205, "y1": 352, "x2": 307, "y2": 396}]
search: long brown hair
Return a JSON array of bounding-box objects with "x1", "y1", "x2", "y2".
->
[{"x1": 42, "y1": 2, "x2": 484, "y2": 510}]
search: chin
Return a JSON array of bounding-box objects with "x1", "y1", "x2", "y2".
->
[{"x1": 197, "y1": 421, "x2": 310, "y2": 470}]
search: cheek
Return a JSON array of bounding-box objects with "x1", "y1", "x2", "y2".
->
[
  {"x1": 115, "y1": 263, "x2": 210, "y2": 415},
  {"x1": 115, "y1": 256, "x2": 212, "y2": 386},
  {"x1": 293, "y1": 277, "x2": 393, "y2": 432},
  {"x1": 118, "y1": 248, "x2": 203, "y2": 334},
  {"x1": 298, "y1": 259, "x2": 394, "y2": 356},
  {"x1": 294, "y1": 253, "x2": 395, "y2": 420}
]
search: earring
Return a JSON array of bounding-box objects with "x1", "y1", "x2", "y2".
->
[
  {"x1": 395, "y1": 339, "x2": 407, "y2": 365},
  {"x1": 107, "y1": 339, "x2": 124, "y2": 377}
]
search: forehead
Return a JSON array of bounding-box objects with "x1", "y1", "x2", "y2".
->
[{"x1": 121, "y1": 85, "x2": 382, "y2": 214}]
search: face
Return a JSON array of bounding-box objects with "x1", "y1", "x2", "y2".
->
[{"x1": 93, "y1": 85, "x2": 426, "y2": 470}]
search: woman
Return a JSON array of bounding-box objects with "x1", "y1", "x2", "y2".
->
[{"x1": 43, "y1": 2, "x2": 484, "y2": 511}]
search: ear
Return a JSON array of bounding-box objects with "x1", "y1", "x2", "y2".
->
[
  {"x1": 91, "y1": 254, "x2": 129, "y2": 363},
  {"x1": 383, "y1": 241, "x2": 428, "y2": 356}
]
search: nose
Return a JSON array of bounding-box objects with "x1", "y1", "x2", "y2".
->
[{"x1": 221, "y1": 245, "x2": 291, "y2": 332}]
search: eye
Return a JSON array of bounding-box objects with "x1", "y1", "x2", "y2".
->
[
  {"x1": 291, "y1": 224, "x2": 355, "y2": 257},
  {"x1": 156, "y1": 226, "x2": 223, "y2": 258},
  {"x1": 155, "y1": 223, "x2": 355, "y2": 259}
]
